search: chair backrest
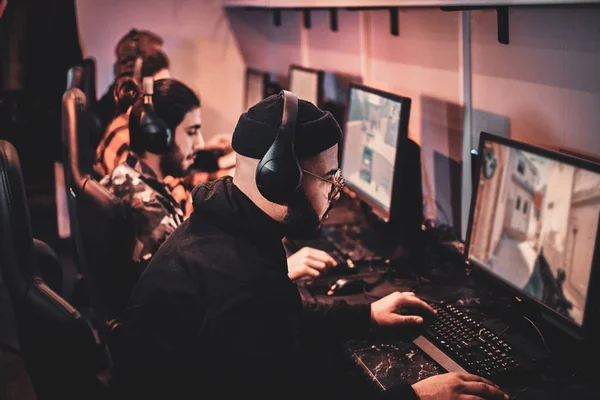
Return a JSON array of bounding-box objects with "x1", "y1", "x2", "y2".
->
[
  {"x1": 82, "y1": 57, "x2": 98, "y2": 107},
  {"x1": 0, "y1": 142, "x2": 36, "y2": 298},
  {"x1": 61, "y1": 88, "x2": 90, "y2": 274},
  {"x1": 62, "y1": 88, "x2": 95, "y2": 186},
  {"x1": 79, "y1": 58, "x2": 104, "y2": 149},
  {"x1": 0, "y1": 274, "x2": 37, "y2": 400},
  {"x1": 0, "y1": 140, "x2": 104, "y2": 399},
  {"x1": 76, "y1": 177, "x2": 135, "y2": 325},
  {"x1": 66, "y1": 66, "x2": 84, "y2": 91},
  {"x1": 63, "y1": 88, "x2": 135, "y2": 327}
]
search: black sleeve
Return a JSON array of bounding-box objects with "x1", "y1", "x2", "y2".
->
[
  {"x1": 303, "y1": 300, "x2": 372, "y2": 340},
  {"x1": 111, "y1": 260, "x2": 204, "y2": 399},
  {"x1": 0, "y1": 349, "x2": 37, "y2": 400},
  {"x1": 201, "y1": 295, "x2": 311, "y2": 398}
]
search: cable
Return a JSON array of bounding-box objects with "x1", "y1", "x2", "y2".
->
[
  {"x1": 521, "y1": 315, "x2": 552, "y2": 354},
  {"x1": 497, "y1": 325, "x2": 511, "y2": 337},
  {"x1": 361, "y1": 269, "x2": 395, "y2": 300},
  {"x1": 362, "y1": 285, "x2": 382, "y2": 300}
]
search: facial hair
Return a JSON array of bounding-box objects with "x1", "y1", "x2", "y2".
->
[
  {"x1": 283, "y1": 190, "x2": 334, "y2": 240},
  {"x1": 160, "y1": 142, "x2": 186, "y2": 178}
]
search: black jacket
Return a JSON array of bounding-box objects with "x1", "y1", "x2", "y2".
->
[{"x1": 113, "y1": 177, "x2": 417, "y2": 399}]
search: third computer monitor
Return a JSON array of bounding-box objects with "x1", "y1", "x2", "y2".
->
[
  {"x1": 466, "y1": 132, "x2": 600, "y2": 335},
  {"x1": 289, "y1": 65, "x2": 323, "y2": 106},
  {"x1": 341, "y1": 84, "x2": 411, "y2": 222}
]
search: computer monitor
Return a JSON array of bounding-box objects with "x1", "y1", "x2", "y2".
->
[
  {"x1": 466, "y1": 132, "x2": 600, "y2": 337},
  {"x1": 288, "y1": 65, "x2": 323, "y2": 106},
  {"x1": 558, "y1": 146, "x2": 600, "y2": 164},
  {"x1": 535, "y1": 143, "x2": 600, "y2": 164},
  {"x1": 340, "y1": 84, "x2": 411, "y2": 222},
  {"x1": 245, "y1": 68, "x2": 269, "y2": 110},
  {"x1": 321, "y1": 71, "x2": 362, "y2": 131}
]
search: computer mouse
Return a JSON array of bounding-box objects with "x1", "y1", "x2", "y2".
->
[{"x1": 326, "y1": 278, "x2": 366, "y2": 296}]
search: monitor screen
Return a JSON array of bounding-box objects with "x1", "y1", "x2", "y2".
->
[
  {"x1": 245, "y1": 69, "x2": 266, "y2": 110},
  {"x1": 341, "y1": 86, "x2": 406, "y2": 218},
  {"x1": 468, "y1": 135, "x2": 600, "y2": 327},
  {"x1": 289, "y1": 66, "x2": 320, "y2": 105}
]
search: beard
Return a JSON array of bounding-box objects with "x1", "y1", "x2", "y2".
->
[
  {"x1": 283, "y1": 190, "x2": 334, "y2": 240},
  {"x1": 160, "y1": 143, "x2": 187, "y2": 178}
]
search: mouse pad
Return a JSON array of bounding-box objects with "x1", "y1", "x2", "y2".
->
[{"x1": 345, "y1": 339, "x2": 442, "y2": 390}]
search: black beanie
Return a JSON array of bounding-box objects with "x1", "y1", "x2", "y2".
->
[{"x1": 232, "y1": 94, "x2": 342, "y2": 160}]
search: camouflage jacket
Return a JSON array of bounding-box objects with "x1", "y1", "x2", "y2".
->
[{"x1": 101, "y1": 154, "x2": 185, "y2": 263}]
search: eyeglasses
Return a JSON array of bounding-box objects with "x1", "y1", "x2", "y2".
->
[{"x1": 301, "y1": 168, "x2": 346, "y2": 202}]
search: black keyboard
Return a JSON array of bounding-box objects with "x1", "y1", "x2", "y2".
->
[{"x1": 417, "y1": 302, "x2": 529, "y2": 379}]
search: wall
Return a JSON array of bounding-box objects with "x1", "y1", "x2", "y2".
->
[
  {"x1": 76, "y1": 0, "x2": 246, "y2": 141},
  {"x1": 471, "y1": 6, "x2": 600, "y2": 154},
  {"x1": 229, "y1": 5, "x2": 600, "y2": 232}
]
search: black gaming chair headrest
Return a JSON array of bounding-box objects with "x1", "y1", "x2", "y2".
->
[{"x1": 0, "y1": 141, "x2": 36, "y2": 299}]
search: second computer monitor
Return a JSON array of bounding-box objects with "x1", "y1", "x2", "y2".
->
[
  {"x1": 341, "y1": 84, "x2": 411, "y2": 222},
  {"x1": 467, "y1": 132, "x2": 600, "y2": 334},
  {"x1": 289, "y1": 65, "x2": 323, "y2": 106},
  {"x1": 245, "y1": 68, "x2": 269, "y2": 110}
]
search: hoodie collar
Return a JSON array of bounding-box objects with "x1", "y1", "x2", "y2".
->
[{"x1": 191, "y1": 177, "x2": 286, "y2": 245}]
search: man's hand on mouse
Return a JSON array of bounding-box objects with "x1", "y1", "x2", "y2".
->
[
  {"x1": 370, "y1": 291, "x2": 436, "y2": 327},
  {"x1": 287, "y1": 247, "x2": 337, "y2": 282},
  {"x1": 412, "y1": 372, "x2": 509, "y2": 400}
]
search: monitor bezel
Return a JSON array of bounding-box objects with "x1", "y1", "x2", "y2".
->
[
  {"x1": 288, "y1": 65, "x2": 324, "y2": 107},
  {"x1": 465, "y1": 131, "x2": 600, "y2": 339},
  {"x1": 245, "y1": 68, "x2": 269, "y2": 110},
  {"x1": 341, "y1": 83, "x2": 412, "y2": 223},
  {"x1": 559, "y1": 146, "x2": 600, "y2": 164}
]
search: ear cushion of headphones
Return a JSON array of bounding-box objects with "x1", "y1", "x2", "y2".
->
[
  {"x1": 256, "y1": 137, "x2": 303, "y2": 204},
  {"x1": 256, "y1": 90, "x2": 302, "y2": 204},
  {"x1": 139, "y1": 103, "x2": 173, "y2": 155}
]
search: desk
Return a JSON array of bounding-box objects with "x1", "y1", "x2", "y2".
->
[{"x1": 296, "y1": 244, "x2": 599, "y2": 399}]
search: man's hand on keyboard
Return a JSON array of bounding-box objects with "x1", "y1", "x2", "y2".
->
[
  {"x1": 287, "y1": 247, "x2": 337, "y2": 282},
  {"x1": 412, "y1": 372, "x2": 509, "y2": 400},
  {"x1": 370, "y1": 292, "x2": 436, "y2": 327}
]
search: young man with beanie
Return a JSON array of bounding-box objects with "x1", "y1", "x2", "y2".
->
[{"x1": 112, "y1": 93, "x2": 509, "y2": 400}]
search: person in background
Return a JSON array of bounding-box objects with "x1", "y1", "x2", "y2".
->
[
  {"x1": 112, "y1": 92, "x2": 508, "y2": 400},
  {"x1": 100, "y1": 78, "x2": 201, "y2": 267},
  {"x1": 95, "y1": 50, "x2": 171, "y2": 176},
  {"x1": 93, "y1": 29, "x2": 235, "y2": 179},
  {"x1": 94, "y1": 29, "x2": 164, "y2": 132}
]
